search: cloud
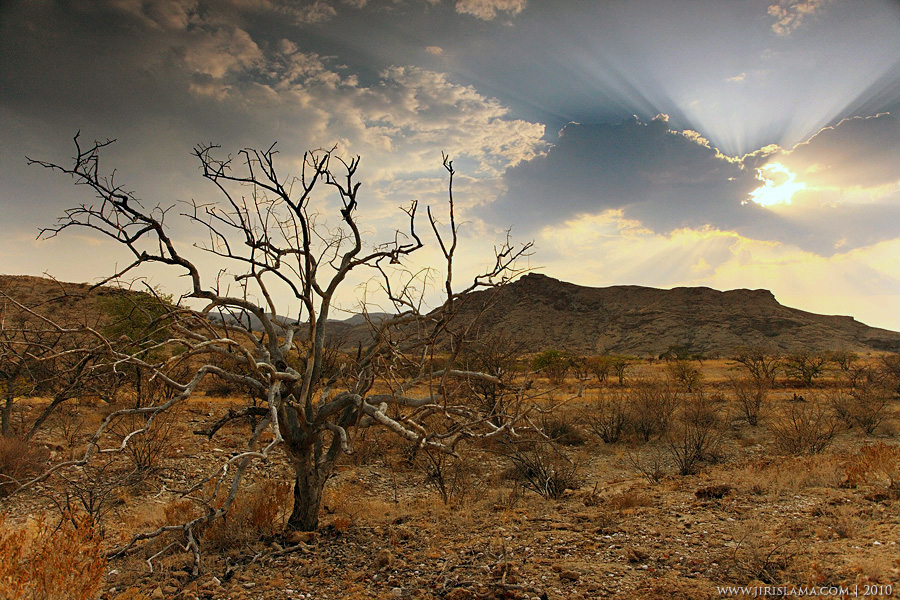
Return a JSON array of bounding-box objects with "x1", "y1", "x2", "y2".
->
[
  {"x1": 767, "y1": 0, "x2": 831, "y2": 36},
  {"x1": 455, "y1": 0, "x2": 526, "y2": 20},
  {"x1": 426, "y1": 46, "x2": 444, "y2": 56},
  {"x1": 492, "y1": 113, "x2": 900, "y2": 256},
  {"x1": 494, "y1": 115, "x2": 758, "y2": 233},
  {"x1": 780, "y1": 113, "x2": 900, "y2": 189}
]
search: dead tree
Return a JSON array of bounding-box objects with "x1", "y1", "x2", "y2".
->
[{"x1": 26, "y1": 134, "x2": 531, "y2": 572}]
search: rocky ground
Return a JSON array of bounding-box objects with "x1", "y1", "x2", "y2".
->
[{"x1": 3, "y1": 363, "x2": 900, "y2": 600}]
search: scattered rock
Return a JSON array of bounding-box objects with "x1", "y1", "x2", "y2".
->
[
  {"x1": 285, "y1": 531, "x2": 318, "y2": 545},
  {"x1": 626, "y1": 547, "x2": 650, "y2": 563},
  {"x1": 559, "y1": 569, "x2": 581, "y2": 582},
  {"x1": 376, "y1": 548, "x2": 394, "y2": 569}
]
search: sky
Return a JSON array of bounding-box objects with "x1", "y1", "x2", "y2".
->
[{"x1": 1, "y1": 0, "x2": 900, "y2": 331}]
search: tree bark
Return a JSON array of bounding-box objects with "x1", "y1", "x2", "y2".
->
[
  {"x1": 1, "y1": 394, "x2": 12, "y2": 437},
  {"x1": 287, "y1": 446, "x2": 326, "y2": 531}
]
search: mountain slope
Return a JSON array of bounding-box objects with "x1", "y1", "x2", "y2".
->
[
  {"x1": 442, "y1": 273, "x2": 900, "y2": 356},
  {"x1": 3, "y1": 273, "x2": 898, "y2": 356}
]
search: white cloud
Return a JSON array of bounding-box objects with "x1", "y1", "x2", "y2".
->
[
  {"x1": 767, "y1": 0, "x2": 831, "y2": 36},
  {"x1": 455, "y1": 0, "x2": 526, "y2": 20},
  {"x1": 182, "y1": 26, "x2": 264, "y2": 79},
  {"x1": 426, "y1": 46, "x2": 444, "y2": 56}
]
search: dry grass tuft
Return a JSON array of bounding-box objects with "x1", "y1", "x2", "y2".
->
[
  {"x1": 0, "y1": 514, "x2": 106, "y2": 600},
  {"x1": 0, "y1": 436, "x2": 46, "y2": 496}
]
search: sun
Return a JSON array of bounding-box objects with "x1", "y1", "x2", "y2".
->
[{"x1": 746, "y1": 162, "x2": 806, "y2": 207}]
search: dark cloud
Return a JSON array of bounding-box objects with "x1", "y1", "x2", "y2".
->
[
  {"x1": 782, "y1": 113, "x2": 900, "y2": 188},
  {"x1": 494, "y1": 116, "x2": 759, "y2": 230},
  {"x1": 492, "y1": 114, "x2": 900, "y2": 256}
]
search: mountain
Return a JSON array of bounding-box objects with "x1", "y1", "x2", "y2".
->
[
  {"x1": 3, "y1": 273, "x2": 898, "y2": 357},
  {"x1": 439, "y1": 273, "x2": 900, "y2": 356}
]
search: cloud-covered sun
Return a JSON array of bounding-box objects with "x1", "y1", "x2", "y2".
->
[{"x1": 746, "y1": 162, "x2": 806, "y2": 207}]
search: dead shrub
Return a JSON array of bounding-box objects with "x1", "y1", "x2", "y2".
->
[
  {"x1": 729, "y1": 375, "x2": 769, "y2": 426},
  {"x1": 541, "y1": 416, "x2": 586, "y2": 446},
  {"x1": 108, "y1": 407, "x2": 177, "y2": 472},
  {"x1": 629, "y1": 377, "x2": 677, "y2": 442},
  {"x1": 582, "y1": 388, "x2": 629, "y2": 443},
  {"x1": 828, "y1": 384, "x2": 890, "y2": 435},
  {"x1": 843, "y1": 443, "x2": 900, "y2": 496},
  {"x1": 0, "y1": 436, "x2": 45, "y2": 496},
  {"x1": 55, "y1": 458, "x2": 140, "y2": 535},
  {"x1": 504, "y1": 440, "x2": 580, "y2": 499},
  {"x1": 202, "y1": 481, "x2": 292, "y2": 550},
  {"x1": 606, "y1": 489, "x2": 652, "y2": 512},
  {"x1": 768, "y1": 398, "x2": 838, "y2": 455},
  {"x1": 627, "y1": 446, "x2": 669, "y2": 483},
  {"x1": 416, "y1": 445, "x2": 481, "y2": 506},
  {"x1": 0, "y1": 514, "x2": 106, "y2": 600},
  {"x1": 724, "y1": 528, "x2": 802, "y2": 584},
  {"x1": 665, "y1": 391, "x2": 725, "y2": 476}
]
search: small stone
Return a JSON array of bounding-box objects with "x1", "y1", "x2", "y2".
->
[
  {"x1": 391, "y1": 587, "x2": 404, "y2": 597},
  {"x1": 444, "y1": 589, "x2": 474, "y2": 600},
  {"x1": 285, "y1": 531, "x2": 318, "y2": 545},
  {"x1": 559, "y1": 570, "x2": 581, "y2": 582},
  {"x1": 625, "y1": 547, "x2": 650, "y2": 563},
  {"x1": 151, "y1": 588, "x2": 165, "y2": 600},
  {"x1": 376, "y1": 548, "x2": 394, "y2": 569}
]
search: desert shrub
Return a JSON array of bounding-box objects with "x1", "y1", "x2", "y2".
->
[
  {"x1": 504, "y1": 440, "x2": 580, "y2": 499},
  {"x1": 729, "y1": 375, "x2": 769, "y2": 427},
  {"x1": 629, "y1": 377, "x2": 678, "y2": 442},
  {"x1": 665, "y1": 391, "x2": 724, "y2": 476},
  {"x1": 627, "y1": 446, "x2": 669, "y2": 483},
  {"x1": 768, "y1": 398, "x2": 838, "y2": 455},
  {"x1": 782, "y1": 350, "x2": 828, "y2": 387},
  {"x1": 829, "y1": 384, "x2": 890, "y2": 435},
  {"x1": 731, "y1": 346, "x2": 780, "y2": 387},
  {"x1": 108, "y1": 407, "x2": 177, "y2": 472},
  {"x1": 46, "y1": 404, "x2": 86, "y2": 449},
  {"x1": 541, "y1": 415, "x2": 586, "y2": 446},
  {"x1": 879, "y1": 353, "x2": 900, "y2": 394},
  {"x1": 530, "y1": 350, "x2": 571, "y2": 385},
  {"x1": 583, "y1": 388, "x2": 630, "y2": 443},
  {"x1": 202, "y1": 481, "x2": 292, "y2": 550},
  {"x1": 417, "y1": 445, "x2": 481, "y2": 506},
  {"x1": 55, "y1": 459, "x2": 141, "y2": 535},
  {"x1": 584, "y1": 355, "x2": 614, "y2": 383},
  {"x1": 843, "y1": 443, "x2": 900, "y2": 494},
  {"x1": 0, "y1": 436, "x2": 45, "y2": 497},
  {"x1": 664, "y1": 359, "x2": 703, "y2": 392},
  {"x1": 0, "y1": 514, "x2": 106, "y2": 600},
  {"x1": 724, "y1": 527, "x2": 802, "y2": 584}
]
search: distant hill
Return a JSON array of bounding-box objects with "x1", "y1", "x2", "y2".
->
[
  {"x1": 438, "y1": 273, "x2": 900, "y2": 356},
  {"x1": 0, "y1": 275, "x2": 120, "y2": 328},
  {"x1": 3, "y1": 273, "x2": 899, "y2": 357}
]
